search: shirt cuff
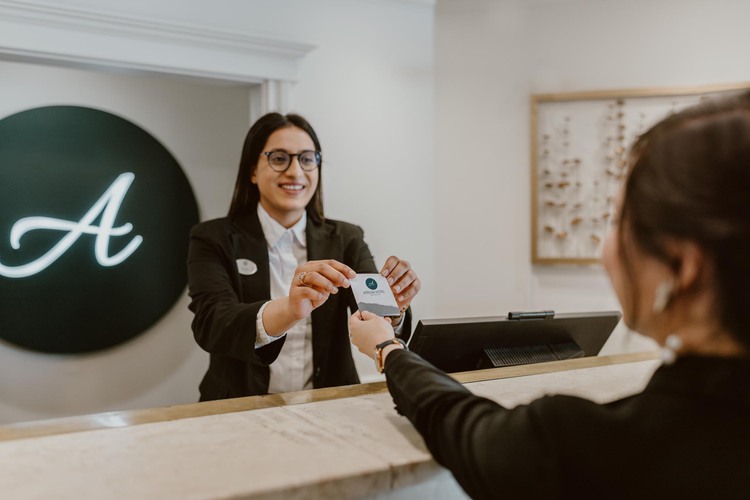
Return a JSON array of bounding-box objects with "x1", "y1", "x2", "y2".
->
[
  {"x1": 393, "y1": 314, "x2": 405, "y2": 337},
  {"x1": 255, "y1": 301, "x2": 286, "y2": 349}
]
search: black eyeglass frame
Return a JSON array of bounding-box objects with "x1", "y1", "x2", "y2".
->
[{"x1": 261, "y1": 150, "x2": 322, "y2": 172}]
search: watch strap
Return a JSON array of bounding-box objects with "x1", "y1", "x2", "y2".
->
[{"x1": 374, "y1": 337, "x2": 407, "y2": 373}]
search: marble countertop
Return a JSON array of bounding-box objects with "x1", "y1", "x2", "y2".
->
[{"x1": 0, "y1": 351, "x2": 660, "y2": 499}]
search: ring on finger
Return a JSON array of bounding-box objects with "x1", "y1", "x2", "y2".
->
[{"x1": 298, "y1": 272, "x2": 308, "y2": 287}]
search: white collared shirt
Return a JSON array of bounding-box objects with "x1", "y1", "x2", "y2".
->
[{"x1": 255, "y1": 203, "x2": 313, "y2": 393}]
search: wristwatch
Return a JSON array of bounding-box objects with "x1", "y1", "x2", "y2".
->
[{"x1": 374, "y1": 337, "x2": 407, "y2": 374}]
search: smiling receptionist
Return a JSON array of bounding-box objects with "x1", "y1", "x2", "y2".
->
[{"x1": 187, "y1": 113, "x2": 421, "y2": 400}]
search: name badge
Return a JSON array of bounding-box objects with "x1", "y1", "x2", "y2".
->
[{"x1": 236, "y1": 259, "x2": 258, "y2": 276}]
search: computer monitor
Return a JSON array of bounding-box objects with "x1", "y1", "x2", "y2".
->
[{"x1": 408, "y1": 311, "x2": 621, "y2": 373}]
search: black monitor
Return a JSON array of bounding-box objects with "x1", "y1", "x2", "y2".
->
[{"x1": 408, "y1": 311, "x2": 621, "y2": 373}]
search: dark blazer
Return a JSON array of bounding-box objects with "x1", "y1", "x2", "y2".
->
[
  {"x1": 187, "y1": 211, "x2": 411, "y2": 401},
  {"x1": 385, "y1": 350, "x2": 750, "y2": 499}
]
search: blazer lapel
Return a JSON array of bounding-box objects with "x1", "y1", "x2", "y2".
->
[
  {"x1": 307, "y1": 219, "x2": 345, "y2": 371},
  {"x1": 231, "y1": 212, "x2": 271, "y2": 303},
  {"x1": 306, "y1": 219, "x2": 341, "y2": 262}
]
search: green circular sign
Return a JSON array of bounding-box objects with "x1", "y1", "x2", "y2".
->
[{"x1": 0, "y1": 106, "x2": 199, "y2": 353}]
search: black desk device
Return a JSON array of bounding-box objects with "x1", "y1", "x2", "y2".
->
[{"x1": 408, "y1": 311, "x2": 621, "y2": 373}]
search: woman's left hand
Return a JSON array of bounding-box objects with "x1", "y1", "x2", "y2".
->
[
  {"x1": 349, "y1": 310, "x2": 395, "y2": 357},
  {"x1": 380, "y1": 256, "x2": 421, "y2": 313}
]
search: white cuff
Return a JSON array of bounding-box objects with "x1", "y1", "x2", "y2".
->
[
  {"x1": 255, "y1": 301, "x2": 286, "y2": 349},
  {"x1": 393, "y1": 314, "x2": 405, "y2": 336}
]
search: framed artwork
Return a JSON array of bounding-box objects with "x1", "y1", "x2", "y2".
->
[{"x1": 530, "y1": 82, "x2": 750, "y2": 265}]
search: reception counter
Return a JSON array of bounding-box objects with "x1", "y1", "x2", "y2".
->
[{"x1": 0, "y1": 351, "x2": 660, "y2": 499}]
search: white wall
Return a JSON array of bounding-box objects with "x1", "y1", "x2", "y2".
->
[
  {"x1": 434, "y1": 0, "x2": 750, "y2": 352},
  {"x1": 0, "y1": 0, "x2": 436, "y2": 422},
  {"x1": 69, "y1": 0, "x2": 438, "y2": 378},
  {"x1": 29, "y1": 1, "x2": 437, "y2": 308}
]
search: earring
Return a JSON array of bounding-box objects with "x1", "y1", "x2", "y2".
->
[
  {"x1": 652, "y1": 281, "x2": 673, "y2": 313},
  {"x1": 660, "y1": 334, "x2": 683, "y2": 365}
]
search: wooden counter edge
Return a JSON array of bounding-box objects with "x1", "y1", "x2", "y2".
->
[{"x1": 0, "y1": 350, "x2": 660, "y2": 443}]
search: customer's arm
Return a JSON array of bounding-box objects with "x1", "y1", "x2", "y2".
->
[
  {"x1": 384, "y1": 349, "x2": 561, "y2": 499},
  {"x1": 350, "y1": 311, "x2": 560, "y2": 499}
]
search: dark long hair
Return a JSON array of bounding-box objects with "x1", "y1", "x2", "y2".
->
[
  {"x1": 619, "y1": 90, "x2": 750, "y2": 348},
  {"x1": 227, "y1": 112, "x2": 324, "y2": 224}
]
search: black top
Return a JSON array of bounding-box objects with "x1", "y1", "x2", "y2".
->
[
  {"x1": 187, "y1": 211, "x2": 411, "y2": 400},
  {"x1": 385, "y1": 349, "x2": 750, "y2": 499}
]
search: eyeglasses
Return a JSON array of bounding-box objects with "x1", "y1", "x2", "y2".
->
[{"x1": 262, "y1": 150, "x2": 321, "y2": 172}]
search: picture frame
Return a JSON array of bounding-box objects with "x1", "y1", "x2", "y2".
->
[{"x1": 530, "y1": 82, "x2": 750, "y2": 265}]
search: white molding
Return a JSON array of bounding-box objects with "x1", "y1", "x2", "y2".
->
[
  {"x1": 397, "y1": 0, "x2": 435, "y2": 5},
  {"x1": 261, "y1": 80, "x2": 292, "y2": 115},
  {"x1": 0, "y1": 0, "x2": 316, "y2": 84},
  {"x1": 367, "y1": 0, "x2": 436, "y2": 7}
]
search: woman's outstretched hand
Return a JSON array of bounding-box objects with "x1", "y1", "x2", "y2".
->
[
  {"x1": 262, "y1": 259, "x2": 355, "y2": 337},
  {"x1": 288, "y1": 259, "x2": 356, "y2": 320},
  {"x1": 349, "y1": 310, "x2": 396, "y2": 357}
]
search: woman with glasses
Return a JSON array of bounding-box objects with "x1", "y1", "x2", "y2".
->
[
  {"x1": 350, "y1": 92, "x2": 750, "y2": 498},
  {"x1": 187, "y1": 112, "x2": 420, "y2": 400}
]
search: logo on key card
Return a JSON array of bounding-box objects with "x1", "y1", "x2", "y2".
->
[
  {"x1": 366, "y1": 277, "x2": 378, "y2": 290},
  {"x1": 0, "y1": 106, "x2": 199, "y2": 353}
]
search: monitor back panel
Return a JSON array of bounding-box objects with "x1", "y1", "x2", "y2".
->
[{"x1": 408, "y1": 312, "x2": 621, "y2": 373}]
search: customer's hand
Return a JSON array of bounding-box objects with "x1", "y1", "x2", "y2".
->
[
  {"x1": 289, "y1": 259, "x2": 355, "y2": 320},
  {"x1": 380, "y1": 256, "x2": 421, "y2": 313},
  {"x1": 349, "y1": 310, "x2": 395, "y2": 356}
]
